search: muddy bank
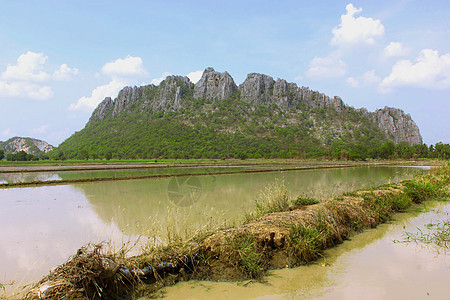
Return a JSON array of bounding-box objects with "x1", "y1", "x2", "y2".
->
[{"x1": 16, "y1": 165, "x2": 449, "y2": 299}]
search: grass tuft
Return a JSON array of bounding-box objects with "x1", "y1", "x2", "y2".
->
[
  {"x1": 292, "y1": 196, "x2": 320, "y2": 207},
  {"x1": 246, "y1": 179, "x2": 290, "y2": 220},
  {"x1": 227, "y1": 231, "x2": 267, "y2": 278}
]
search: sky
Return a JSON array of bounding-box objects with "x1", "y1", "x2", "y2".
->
[{"x1": 0, "y1": 0, "x2": 449, "y2": 146}]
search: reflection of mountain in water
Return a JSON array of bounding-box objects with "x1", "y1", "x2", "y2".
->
[
  {"x1": 72, "y1": 167, "x2": 423, "y2": 239},
  {"x1": 0, "y1": 172, "x2": 61, "y2": 183}
]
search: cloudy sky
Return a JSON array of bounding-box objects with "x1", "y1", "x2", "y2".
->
[{"x1": 0, "y1": 0, "x2": 449, "y2": 146}]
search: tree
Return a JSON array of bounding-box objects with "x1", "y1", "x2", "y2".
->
[
  {"x1": 105, "y1": 151, "x2": 112, "y2": 160},
  {"x1": 58, "y1": 150, "x2": 67, "y2": 161},
  {"x1": 15, "y1": 151, "x2": 28, "y2": 161},
  {"x1": 0, "y1": 149, "x2": 4, "y2": 160},
  {"x1": 80, "y1": 149, "x2": 90, "y2": 160}
]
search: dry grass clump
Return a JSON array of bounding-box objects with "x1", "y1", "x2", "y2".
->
[{"x1": 24, "y1": 243, "x2": 140, "y2": 300}]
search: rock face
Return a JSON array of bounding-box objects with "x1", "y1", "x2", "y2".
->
[
  {"x1": 370, "y1": 107, "x2": 423, "y2": 145},
  {"x1": 86, "y1": 67, "x2": 423, "y2": 145},
  {"x1": 1, "y1": 137, "x2": 54, "y2": 154},
  {"x1": 193, "y1": 67, "x2": 238, "y2": 100},
  {"x1": 151, "y1": 76, "x2": 193, "y2": 111}
]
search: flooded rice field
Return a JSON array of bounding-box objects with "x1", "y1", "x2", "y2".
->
[{"x1": 0, "y1": 164, "x2": 438, "y2": 296}]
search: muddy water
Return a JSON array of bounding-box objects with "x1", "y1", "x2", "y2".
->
[
  {"x1": 0, "y1": 166, "x2": 426, "y2": 290},
  {"x1": 160, "y1": 202, "x2": 449, "y2": 300}
]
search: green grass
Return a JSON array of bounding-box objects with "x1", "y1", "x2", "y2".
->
[
  {"x1": 292, "y1": 196, "x2": 320, "y2": 206},
  {"x1": 227, "y1": 231, "x2": 267, "y2": 278}
]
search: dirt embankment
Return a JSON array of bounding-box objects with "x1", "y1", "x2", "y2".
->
[{"x1": 17, "y1": 166, "x2": 449, "y2": 299}]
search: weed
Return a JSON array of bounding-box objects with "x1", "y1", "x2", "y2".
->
[
  {"x1": 247, "y1": 179, "x2": 290, "y2": 220},
  {"x1": 389, "y1": 193, "x2": 413, "y2": 212},
  {"x1": 361, "y1": 192, "x2": 393, "y2": 223},
  {"x1": 403, "y1": 178, "x2": 441, "y2": 203},
  {"x1": 292, "y1": 196, "x2": 320, "y2": 207},
  {"x1": 227, "y1": 231, "x2": 266, "y2": 278},
  {"x1": 287, "y1": 225, "x2": 323, "y2": 264},
  {"x1": 394, "y1": 215, "x2": 449, "y2": 252}
]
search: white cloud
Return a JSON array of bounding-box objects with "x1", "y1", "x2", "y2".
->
[
  {"x1": 383, "y1": 42, "x2": 410, "y2": 58},
  {"x1": 186, "y1": 70, "x2": 203, "y2": 84},
  {"x1": 362, "y1": 70, "x2": 381, "y2": 84},
  {"x1": 69, "y1": 55, "x2": 148, "y2": 112},
  {"x1": 1, "y1": 51, "x2": 50, "y2": 82},
  {"x1": 306, "y1": 51, "x2": 347, "y2": 78},
  {"x1": 101, "y1": 55, "x2": 147, "y2": 78},
  {"x1": 30, "y1": 125, "x2": 50, "y2": 135},
  {"x1": 53, "y1": 64, "x2": 79, "y2": 81},
  {"x1": 346, "y1": 77, "x2": 359, "y2": 88},
  {"x1": 151, "y1": 72, "x2": 171, "y2": 85},
  {"x1": 347, "y1": 70, "x2": 381, "y2": 88},
  {"x1": 0, "y1": 81, "x2": 53, "y2": 100},
  {"x1": 331, "y1": 4, "x2": 384, "y2": 46},
  {"x1": 68, "y1": 79, "x2": 126, "y2": 111},
  {"x1": 380, "y1": 49, "x2": 450, "y2": 92},
  {"x1": 0, "y1": 51, "x2": 77, "y2": 100}
]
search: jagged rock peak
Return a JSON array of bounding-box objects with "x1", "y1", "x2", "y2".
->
[
  {"x1": 371, "y1": 106, "x2": 423, "y2": 145},
  {"x1": 1, "y1": 137, "x2": 54, "y2": 154},
  {"x1": 193, "y1": 67, "x2": 238, "y2": 101},
  {"x1": 153, "y1": 75, "x2": 193, "y2": 111},
  {"x1": 240, "y1": 73, "x2": 275, "y2": 105},
  {"x1": 89, "y1": 97, "x2": 114, "y2": 123}
]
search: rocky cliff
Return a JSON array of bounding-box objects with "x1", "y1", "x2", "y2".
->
[
  {"x1": 1, "y1": 137, "x2": 54, "y2": 155},
  {"x1": 87, "y1": 67, "x2": 423, "y2": 145},
  {"x1": 370, "y1": 107, "x2": 423, "y2": 145}
]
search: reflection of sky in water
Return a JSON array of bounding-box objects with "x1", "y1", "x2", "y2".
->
[
  {"x1": 0, "y1": 166, "x2": 428, "y2": 291},
  {"x1": 0, "y1": 185, "x2": 140, "y2": 288}
]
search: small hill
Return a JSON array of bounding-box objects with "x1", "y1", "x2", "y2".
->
[
  {"x1": 57, "y1": 68, "x2": 422, "y2": 160},
  {"x1": 1, "y1": 137, "x2": 54, "y2": 155}
]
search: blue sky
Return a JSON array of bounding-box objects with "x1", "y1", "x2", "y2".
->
[{"x1": 0, "y1": 0, "x2": 449, "y2": 146}]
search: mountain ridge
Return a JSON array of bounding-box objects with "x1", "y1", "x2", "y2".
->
[
  {"x1": 0, "y1": 137, "x2": 54, "y2": 155},
  {"x1": 57, "y1": 68, "x2": 423, "y2": 160},
  {"x1": 88, "y1": 67, "x2": 422, "y2": 146}
]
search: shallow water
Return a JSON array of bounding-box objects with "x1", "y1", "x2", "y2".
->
[
  {"x1": 0, "y1": 166, "x2": 426, "y2": 290},
  {"x1": 159, "y1": 202, "x2": 449, "y2": 300},
  {"x1": 0, "y1": 165, "x2": 253, "y2": 184}
]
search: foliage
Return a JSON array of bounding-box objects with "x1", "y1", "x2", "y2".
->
[
  {"x1": 403, "y1": 178, "x2": 446, "y2": 204},
  {"x1": 5, "y1": 150, "x2": 38, "y2": 161},
  {"x1": 292, "y1": 196, "x2": 320, "y2": 206},
  {"x1": 0, "y1": 149, "x2": 4, "y2": 160},
  {"x1": 227, "y1": 231, "x2": 267, "y2": 278},
  {"x1": 287, "y1": 224, "x2": 325, "y2": 263}
]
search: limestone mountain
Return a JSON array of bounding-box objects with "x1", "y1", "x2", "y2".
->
[
  {"x1": 1, "y1": 137, "x2": 54, "y2": 155},
  {"x1": 58, "y1": 68, "x2": 423, "y2": 159}
]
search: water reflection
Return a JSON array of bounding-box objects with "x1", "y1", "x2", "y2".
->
[{"x1": 75, "y1": 166, "x2": 422, "y2": 238}]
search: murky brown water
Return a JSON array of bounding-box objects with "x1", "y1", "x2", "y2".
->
[
  {"x1": 0, "y1": 166, "x2": 429, "y2": 292},
  {"x1": 159, "y1": 202, "x2": 449, "y2": 300}
]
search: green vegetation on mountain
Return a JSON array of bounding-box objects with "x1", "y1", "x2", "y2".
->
[{"x1": 56, "y1": 95, "x2": 386, "y2": 160}]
